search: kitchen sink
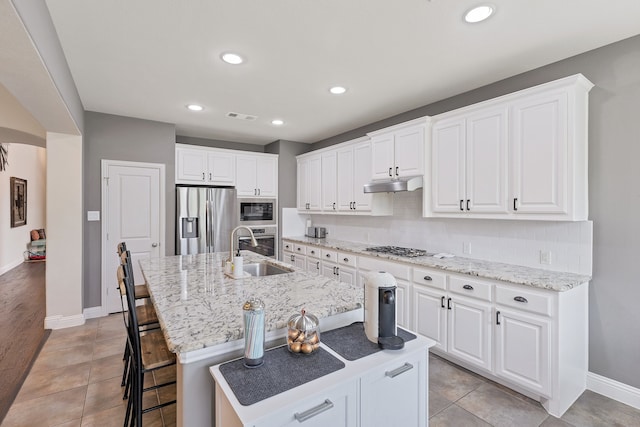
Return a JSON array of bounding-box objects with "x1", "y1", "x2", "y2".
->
[{"x1": 243, "y1": 261, "x2": 293, "y2": 277}]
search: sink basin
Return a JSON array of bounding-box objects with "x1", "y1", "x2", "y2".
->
[{"x1": 243, "y1": 261, "x2": 293, "y2": 277}]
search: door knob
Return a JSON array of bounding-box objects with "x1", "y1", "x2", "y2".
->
[{"x1": 152, "y1": 243, "x2": 158, "y2": 247}]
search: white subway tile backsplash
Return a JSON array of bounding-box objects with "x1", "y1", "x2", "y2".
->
[{"x1": 298, "y1": 192, "x2": 592, "y2": 276}]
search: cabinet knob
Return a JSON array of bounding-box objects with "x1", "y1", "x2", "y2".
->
[
  {"x1": 310, "y1": 250, "x2": 315, "y2": 254},
  {"x1": 343, "y1": 257, "x2": 349, "y2": 262},
  {"x1": 326, "y1": 253, "x2": 331, "y2": 258},
  {"x1": 297, "y1": 247, "x2": 301, "y2": 251},
  {"x1": 514, "y1": 296, "x2": 528, "y2": 303},
  {"x1": 423, "y1": 275, "x2": 432, "y2": 281},
  {"x1": 463, "y1": 284, "x2": 474, "y2": 290}
]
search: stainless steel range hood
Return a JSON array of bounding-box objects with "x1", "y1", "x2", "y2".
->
[{"x1": 363, "y1": 175, "x2": 423, "y2": 193}]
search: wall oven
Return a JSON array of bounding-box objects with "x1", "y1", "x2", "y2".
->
[
  {"x1": 237, "y1": 226, "x2": 277, "y2": 258},
  {"x1": 238, "y1": 198, "x2": 276, "y2": 226}
]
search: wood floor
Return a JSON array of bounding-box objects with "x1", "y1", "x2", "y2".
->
[{"x1": 0, "y1": 261, "x2": 48, "y2": 424}]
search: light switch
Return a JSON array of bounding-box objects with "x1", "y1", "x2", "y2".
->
[{"x1": 87, "y1": 211, "x2": 100, "y2": 221}]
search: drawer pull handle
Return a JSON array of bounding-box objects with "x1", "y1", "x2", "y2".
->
[
  {"x1": 423, "y1": 275, "x2": 432, "y2": 281},
  {"x1": 514, "y1": 296, "x2": 528, "y2": 303},
  {"x1": 385, "y1": 362, "x2": 413, "y2": 378},
  {"x1": 463, "y1": 284, "x2": 474, "y2": 290},
  {"x1": 294, "y1": 399, "x2": 334, "y2": 422}
]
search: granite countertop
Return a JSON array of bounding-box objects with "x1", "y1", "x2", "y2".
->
[
  {"x1": 283, "y1": 236, "x2": 591, "y2": 292},
  {"x1": 138, "y1": 251, "x2": 363, "y2": 354}
]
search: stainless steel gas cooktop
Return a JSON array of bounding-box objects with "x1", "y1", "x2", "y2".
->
[{"x1": 364, "y1": 246, "x2": 428, "y2": 258}]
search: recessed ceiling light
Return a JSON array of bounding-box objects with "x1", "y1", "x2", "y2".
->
[
  {"x1": 221, "y1": 52, "x2": 244, "y2": 65},
  {"x1": 329, "y1": 86, "x2": 347, "y2": 95},
  {"x1": 464, "y1": 5, "x2": 495, "y2": 23},
  {"x1": 187, "y1": 104, "x2": 203, "y2": 111},
  {"x1": 271, "y1": 119, "x2": 284, "y2": 126}
]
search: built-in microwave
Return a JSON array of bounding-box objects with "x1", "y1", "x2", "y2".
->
[{"x1": 238, "y1": 198, "x2": 276, "y2": 226}]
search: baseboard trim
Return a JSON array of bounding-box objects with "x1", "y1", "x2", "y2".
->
[
  {"x1": 83, "y1": 306, "x2": 106, "y2": 319},
  {"x1": 44, "y1": 314, "x2": 85, "y2": 330},
  {"x1": 587, "y1": 371, "x2": 640, "y2": 410},
  {"x1": 0, "y1": 258, "x2": 24, "y2": 276}
]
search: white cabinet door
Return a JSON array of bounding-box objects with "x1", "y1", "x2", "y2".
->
[
  {"x1": 396, "y1": 279, "x2": 411, "y2": 330},
  {"x1": 294, "y1": 255, "x2": 307, "y2": 270},
  {"x1": 236, "y1": 155, "x2": 258, "y2": 196},
  {"x1": 466, "y1": 107, "x2": 508, "y2": 213},
  {"x1": 338, "y1": 265, "x2": 356, "y2": 285},
  {"x1": 298, "y1": 155, "x2": 322, "y2": 211},
  {"x1": 306, "y1": 258, "x2": 321, "y2": 276},
  {"x1": 176, "y1": 148, "x2": 207, "y2": 183},
  {"x1": 321, "y1": 261, "x2": 338, "y2": 280},
  {"x1": 257, "y1": 380, "x2": 358, "y2": 427},
  {"x1": 256, "y1": 156, "x2": 278, "y2": 197},
  {"x1": 394, "y1": 124, "x2": 425, "y2": 177},
  {"x1": 336, "y1": 146, "x2": 354, "y2": 211},
  {"x1": 432, "y1": 118, "x2": 466, "y2": 213},
  {"x1": 307, "y1": 155, "x2": 322, "y2": 211},
  {"x1": 447, "y1": 296, "x2": 492, "y2": 371},
  {"x1": 371, "y1": 134, "x2": 395, "y2": 180},
  {"x1": 352, "y1": 141, "x2": 372, "y2": 212},
  {"x1": 360, "y1": 350, "x2": 426, "y2": 427},
  {"x1": 510, "y1": 91, "x2": 568, "y2": 214},
  {"x1": 321, "y1": 151, "x2": 337, "y2": 212},
  {"x1": 413, "y1": 286, "x2": 447, "y2": 351},
  {"x1": 207, "y1": 151, "x2": 235, "y2": 185},
  {"x1": 495, "y1": 308, "x2": 550, "y2": 396}
]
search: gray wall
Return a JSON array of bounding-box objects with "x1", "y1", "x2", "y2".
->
[
  {"x1": 265, "y1": 140, "x2": 312, "y2": 209},
  {"x1": 177, "y1": 135, "x2": 265, "y2": 153},
  {"x1": 83, "y1": 112, "x2": 176, "y2": 308},
  {"x1": 312, "y1": 35, "x2": 640, "y2": 388}
]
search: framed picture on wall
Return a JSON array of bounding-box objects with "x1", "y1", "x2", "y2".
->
[{"x1": 10, "y1": 177, "x2": 27, "y2": 228}]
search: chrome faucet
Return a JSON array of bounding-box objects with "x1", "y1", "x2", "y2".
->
[{"x1": 228, "y1": 226, "x2": 258, "y2": 263}]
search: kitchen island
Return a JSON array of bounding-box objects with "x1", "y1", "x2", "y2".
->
[{"x1": 139, "y1": 251, "x2": 364, "y2": 427}]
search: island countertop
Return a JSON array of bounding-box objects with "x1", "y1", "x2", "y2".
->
[{"x1": 138, "y1": 251, "x2": 363, "y2": 354}]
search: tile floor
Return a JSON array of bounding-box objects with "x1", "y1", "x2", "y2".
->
[{"x1": 3, "y1": 314, "x2": 640, "y2": 426}]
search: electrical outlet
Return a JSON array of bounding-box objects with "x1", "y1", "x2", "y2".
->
[
  {"x1": 540, "y1": 250, "x2": 552, "y2": 265},
  {"x1": 463, "y1": 242, "x2": 471, "y2": 255}
]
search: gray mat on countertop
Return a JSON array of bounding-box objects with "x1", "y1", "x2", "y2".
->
[
  {"x1": 219, "y1": 346, "x2": 345, "y2": 406},
  {"x1": 321, "y1": 322, "x2": 416, "y2": 361}
]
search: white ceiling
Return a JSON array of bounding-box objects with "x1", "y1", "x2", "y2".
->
[{"x1": 44, "y1": 0, "x2": 640, "y2": 145}]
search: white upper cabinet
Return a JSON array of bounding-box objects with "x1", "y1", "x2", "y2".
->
[
  {"x1": 369, "y1": 118, "x2": 427, "y2": 180},
  {"x1": 176, "y1": 144, "x2": 236, "y2": 185},
  {"x1": 297, "y1": 154, "x2": 322, "y2": 212},
  {"x1": 336, "y1": 138, "x2": 375, "y2": 213},
  {"x1": 432, "y1": 107, "x2": 508, "y2": 214},
  {"x1": 428, "y1": 74, "x2": 593, "y2": 221},
  {"x1": 321, "y1": 150, "x2": 338, "y2": 212},
  {"x1": 236, "y1": 153, "x2": 278, "y2": 197}
]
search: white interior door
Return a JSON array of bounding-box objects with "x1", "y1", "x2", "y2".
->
[{"x1": 102, "y1": 160, "x2": 165, "y2": 314}]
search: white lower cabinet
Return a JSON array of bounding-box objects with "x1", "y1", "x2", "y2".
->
[
  {"x1": 211, "y1": 335, "x2": 432, "y2": 427},
  {"x1": 360, "y1": 349, "x2": 426, "y2": 427},
  {"x1": 495, "y1": 308, "x2": 550, "y2": 396}
]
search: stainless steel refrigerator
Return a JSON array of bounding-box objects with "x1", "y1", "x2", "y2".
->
[{"x1": 176, "y1": 186, "x2": 238, "y2": 255}]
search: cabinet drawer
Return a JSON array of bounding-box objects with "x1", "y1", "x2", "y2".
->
[
  {"x1": 338, "y1": 252, "x2": 357, "y2": 268},
  {"x1": 283, "y1": 241, "x2": 294, "y2": 253},
  {"x1": 495, "y1": 285, "x2": 552, "y2": 316},
  {"x1": 412, "y1": 267, "x2": 447, "y2": 291},
  {"x1": 294, "y1": 244, "x2": 307, "y2": 255},
  {"x1": 307, "y1": 246, "x2": 321, "y2": 259},
  {"x1": 449, "y1": 276, "x2": 492, "y2": 302},
  {"x1": 358, "y1": 256, "x2": 411, "y2": 280},
  {"x1": 322, "y1": 249, "x2": 338, "y2": 263}
]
